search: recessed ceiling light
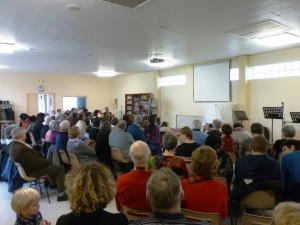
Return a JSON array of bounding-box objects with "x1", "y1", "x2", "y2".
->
[
  {"x1": 67, "y1": 5, "x2": 81, "y2": 10},
  {"x1": 93, "y1": 71, "x2": 118, "y2": 77},
  {"x1": 256, "y1": 33, "x2": 300, "y2": 47}
]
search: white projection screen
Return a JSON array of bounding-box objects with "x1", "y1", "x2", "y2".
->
[{"x1": 193, "y1": 61, "x2": 231, "y2": 102}]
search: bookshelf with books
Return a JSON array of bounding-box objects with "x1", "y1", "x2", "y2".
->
[{"x1": 125, "y1": 93, "x2": 150, "y2": 116}]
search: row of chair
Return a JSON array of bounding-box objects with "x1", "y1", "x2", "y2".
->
[{"x1": 121, "y1": 205, "x2": 273, "y2": 225}]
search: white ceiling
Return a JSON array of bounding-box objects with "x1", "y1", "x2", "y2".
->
[{"x1": 1, "y1": 0, "x2": 300, "y2": 76}]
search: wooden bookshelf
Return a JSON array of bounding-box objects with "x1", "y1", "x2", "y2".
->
[{"x1": 125, "y1": 93, "x2": 150, "y2": 116}]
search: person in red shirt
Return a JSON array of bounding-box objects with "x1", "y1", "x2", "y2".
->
[
  {"x1": 181, "y1": 146, "x2": 228, "y2": 220},
  {"x1": 116, "y1": 141, "x2": 152, "y2": 211}
]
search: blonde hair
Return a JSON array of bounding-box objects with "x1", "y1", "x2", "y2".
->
[
  {"x1": 65, "y1": 162, "x2": 115, "y2": 215},
  {"x1": 273, "y1": 202, "x2": 300, "y2": 225},
  {"x1": 11, "y1": 188, "x2": 40, "y2": 216},
  {"x1": 191, "y1": 146, "x2": 218, "y2": 177},
  {"x1": 69, "y1": 126, "x2": 80, "y2": 138}
]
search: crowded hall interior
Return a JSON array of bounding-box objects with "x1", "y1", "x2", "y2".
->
[{"x1": 1, "y1": 0, "x2": 300, "y2": 225}]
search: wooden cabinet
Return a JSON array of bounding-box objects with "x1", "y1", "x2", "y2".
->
[{"x1": 125, "y1": 93, "x2": 150, "y2": 116}]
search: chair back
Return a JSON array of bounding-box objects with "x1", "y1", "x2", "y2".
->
[
  {"x1": 15, "y1": 163, "x2": 36, "y2": 181},
  {"x1": 121, "y1": 205, "x2": 151, "y2": 221},
  {"x1": 111, "y1": 147, "x2": 130, "y2": 163},
  {"x1": 242, "y1": 190, "x2": 276, "y2": 210},
  {"x1": 181, "y1": 208, "x2": 221, "y2": 225},
  {"x1": 241, "y1": 213, "x2": 273, "y2": 225},
  {"x1": 68, "y1": 152, "x2": 80, "y2": 169},
  {"x1": 213, "y1": 176, "x2": 228, "y2": 190},
  {"x1": 177, "y1": 156, "x2": 193, "y2": 176},
  {"x1": 59, "y1": 149, "x2": 71, "y2": 165}
]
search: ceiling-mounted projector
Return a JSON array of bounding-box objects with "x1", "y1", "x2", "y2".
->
[{"x1": 150, "y1": 58, "x2": 164, "y2": 63}]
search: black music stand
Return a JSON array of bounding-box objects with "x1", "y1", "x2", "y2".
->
[
  {"x1": 233, "y1": 111, "x2": 249, "y2": 125},
  {"x1": 290, "y1": 112, "x2": 300, "y2": 123},
  {"x1": 263, "y1": 107, "x2": 283, "y2": 144}
]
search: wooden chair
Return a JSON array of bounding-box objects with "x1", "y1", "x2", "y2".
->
[
  {"x1": 241, "y1": 190, "x2": 276, "y2": 210},
  {"x1": 181, "y1": 208, "x2": 221, "y2": 225},
  {"x1": 111, "y1": 147, "x2": 130, "y2": 163},
  {"x1": 241, "y1": 213, "x2": 273, "y2": 225},
  {"x1": 58, "y1": 149, "x2": 71, "y2": 166},
  {"x1": 121, "y1": 205, "x2": 151, "y2": 221},
  {"x1": 68, "y1": 152, "x2": 80, "y2": 169},
  {"x1": 15, "y1": 163, "x2": 51, "y2": 203}
]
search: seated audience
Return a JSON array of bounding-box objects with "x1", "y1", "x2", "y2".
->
[
  {"x1": 116, "y1": 141, "x2": 152, "y2": 211},
  {"x1": 127, "y1": 114, "x2": 146, "y2": 141},
  {"x1": 207, "y1": 119, "x2": 222, "y2": 137},
  {"x1": 221, "y1": 123, "x2": 239, "y2": 154},
  {"x1": 273, "y1": 201, "x2": 300, "y2": 225},
  {"x1": 175, "y1": 126, "x2": 200, "y2": 157},
  {"x1": 109, "y1": 119, "x2": 134, "y2": 160},
  {"x1": 205, "y1": 134, "x2": 233, "y2": 186},
  {"x1": 110, "y1": 117, "x2": 118, "y2": 131},
  {"x1": 55, "y1": 120, "x2": 70, "y2": 151},
  {"x1": 122, "y1": 114, "x2": 132, "y2": 131},
  {"x1": 40, "y1": 116, "x2": 52, "y2": 141},
  {"x1": 45, "y1": 119, "x2": 60, "y2": 156},
  {"x1": 31, "y1": 113, "x2": 45, "y2": 144},
  {"x1": 11, "y1": 187, "x2": 50, "y2": 225},
  {"x1": 181, "y1": 146, "x2": 228, "y2": 220},
  {"x1": 159, "y1": 121, "x2": 172, "y2": 133},
  {"x1": 9, "y1": 127, "x2": 67, "y2": 201},
  {"x1": 191, "y1": 119, "x2": 207, "y2": 146},
  {"x1": 67, "y1": 126, "x2": 96, "y2": 165},
  {"x1": 88, "y1": 117, "x2": 100, "y2": 141},
  {"x1": 280, "y1": 139, "x2": 300, "y2": 202},
  {"x1": 272, "y1": 124, "x2": 296, "y2": 160},
  {"x1": 144, "y1": 115, "x2": 161, "y2": 155},
  {"x1": 130, "y1": 168, "x2": 207, "y2": 225},
  {"x1": 95, "y1": 121, "x2": 113, "y2": 170},
  {"x1": 241, "y1": 122, "x2": 265, "y2": 156},
  {"x1": 103, "y1": 107, "x2": 114, "y2": 121},
  {"x1": 231, "y1": 122, "x2": 251, "y2": 144},
  {"x1": 154, "y1": 133, "x2": 188, "y2": 178},
  {"x1": 75, "y1": 113, "x2": 87, "y2": 139},
  {"x1": 57, "y1": 163, "x2": 128, "y2": 225},
  {"x1": 232, "y1": 136, "x2": 281, "y2": 201}
]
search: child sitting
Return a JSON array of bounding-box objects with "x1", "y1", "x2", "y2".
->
[{"x1": 11, "y1": 187, "x2": 50, "y2": 225}]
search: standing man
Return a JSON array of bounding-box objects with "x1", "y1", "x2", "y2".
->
[{"x1": 147, "y1": 93, "x2": 158, "y2": 117}]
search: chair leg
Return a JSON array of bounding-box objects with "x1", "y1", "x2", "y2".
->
[
  {"x1": 44, "y1": 184, "x2": 51, "y2": 204},
  {"x1": 37, "y1": 179, "x2": 43, "y2": 195}
]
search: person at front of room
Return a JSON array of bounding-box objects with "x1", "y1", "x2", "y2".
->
[{"x1": 146, "y1": 93, "x2": 158, "y2": 117}]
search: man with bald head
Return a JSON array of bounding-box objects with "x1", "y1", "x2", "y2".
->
[{"x1": 115, "y1": 141, "x2": 152, "y2": 211}]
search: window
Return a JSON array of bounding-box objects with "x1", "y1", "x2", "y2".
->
[
  {"x1": 158, "y1": 75, "x2": 186, "y2": 87},
  {"x1": 247, "y1": 61, "x2": 300, "y2": 80},
  {"x1": 230, "y1": 68, "x2": 239, "y2": 81}
]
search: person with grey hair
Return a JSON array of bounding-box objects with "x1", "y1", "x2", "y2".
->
[
  {"x1": 109, "y1": 119, "x2": 134, "y2": 159},
  {"x1": 207, "y1": 119, "x2": 222, "y2": 137},
  {"x1": 192, "y1": 119, "x2": 207, "y2": 146},
  {"x1": 116, "y1": 141, "x2": 152, "y2": 212},
  {"x1": 56, "y1": 120, "x2": 70, "y2": 151},
  {"x1": 0, "y1": 124, "x2": 17, "y2": 180},
  {"x1": 127, "y1": 114, "x2": 146, "y2": 141},
  {"x1": 130, "y1": 168, "x2": 207, "y2": 225},
  {"x1": 9, "y1": 127, "x2": 67, "y2": 201},
  {"x1": 154, "y1": 133, "x2": 188, "y2": 178},
  {"x1": 273, "y1": 124, "x2": 296, "y2": 159}
]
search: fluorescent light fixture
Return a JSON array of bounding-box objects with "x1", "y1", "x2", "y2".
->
[
  {"x1": 0, "y1": 42, "x2": 30, "y2": 54},
  {"x1": 93, "y1": 71, "x2": 118, "y2": 77},
  {"x1": 0, "y1": 65, "x2": 9, "y2": 69},
  {"x1": 256, "y1": 33, "x2": 300, "y2": 47},
  {"x1": 0, "y1": 43, "x2": 15, "y2": 54}
]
